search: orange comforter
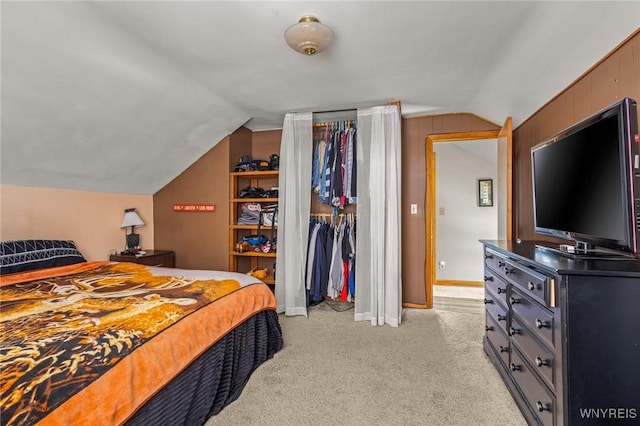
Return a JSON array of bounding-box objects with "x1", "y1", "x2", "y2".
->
[{"x1": 0, "y1": 262, "x2": 277, "y2": 426}]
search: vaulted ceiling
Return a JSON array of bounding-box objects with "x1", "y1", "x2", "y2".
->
[{"x1": 2, "y1": 1, "x2": 638, "y2": 195}]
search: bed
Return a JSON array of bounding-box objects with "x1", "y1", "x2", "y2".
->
[{"x1": 0, "y1": 240, "x2": 283, "y2": 426}]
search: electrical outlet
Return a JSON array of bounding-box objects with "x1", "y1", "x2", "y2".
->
[
  {"x1": 410, "y1": 204, "x2": 418, "y2": 215},
  {"x1": 439, "y1": 261, "x2": 446, "y2": 270}
]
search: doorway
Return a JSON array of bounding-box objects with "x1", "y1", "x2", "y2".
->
[
  {"x1": 434, "y1": 139, "x2": 498, "y2": 288},
  {"x1": 424, "y1": 118, "x2": 512, "y2": 308}
]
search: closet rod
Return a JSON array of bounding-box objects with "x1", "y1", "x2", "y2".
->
[
  {"x1": 313, "y1": 108, "x2": 357, "y2": 114},
  {"x1": 287, "y1": 108, "x2": 356, "y2": 116},
  {"x1": 313, "y1": 120, "x2": 356, "y2": 128},
  {"x1": 313, "y1": 109, "x2": 357, "y2": 125},
  {"x1": 310, "y1": 213, "x2": 357, "y2": 217}
]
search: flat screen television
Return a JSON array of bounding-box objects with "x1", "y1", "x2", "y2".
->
[{"x1": 531, "y1": 97, "x2": 640, "y2": 258}]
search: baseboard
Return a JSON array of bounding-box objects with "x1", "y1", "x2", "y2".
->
[
  {"x1": 435, "y1": 279, "x2": 483, "y2": 287},
  {"x1": 402, "y1": 302, "x2": 428, "y2": 309}
]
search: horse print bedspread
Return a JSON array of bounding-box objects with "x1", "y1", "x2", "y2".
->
[{"x1": 0, "y1": 261, "x2": 275, "y2": 426}]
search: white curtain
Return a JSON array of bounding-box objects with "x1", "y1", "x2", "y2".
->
[
  {"x1": 354, "y1": 105, "x2": 402, "y2": 327},
  {"x1": 275, "y1": 112, "x2": 313, "y2": 317}
]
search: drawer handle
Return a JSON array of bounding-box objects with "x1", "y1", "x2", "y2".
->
[
  {"x1": 497, "y1": 287, "x2": 506, "y2": 294},
  {"x1": 535, "y1": 319, "x2": 549, "y2": 329},
  {"x1": 499, "y1": 345, "x2": 509, "y2": 353},
  {"x1": 536, "y1": 401, "x2": 551, "y2": 412},
  {"x1": 484, "y1": 299, "x2": 494, "y2": 304},
  {"x1": 504, "y1": 267, "x2": 515, "y2": 275},
  {"x1": 497, "y1": 314, "x2": 506, "y2": 322},
  {"x1": 484, "y1": 275, "x2": 494, "y2": 282},
  {"x1": 528, "y1": 281, "x2": 536, "y2": 291},
  {"x1": 485, "y1": 325, "x2": 494, "y2": 331},
  {"x1": 509, "y1": 327, "x2": 520, "y2": 336},
  {"x1": 498, "y1": 260, "x2": 505, "y2": 267},
  {"x1": 509, "y1": 296, "x2": 520, "y2": 305},
  {"x1": 510, "y1": 363, "x2": 521, "y2": 372},
  {"x1": 485, "y1": 253, "x2": 493, "y2": 260},
  {"x1": 535, "y1": 356, "x2": 550, "y2": 367}
]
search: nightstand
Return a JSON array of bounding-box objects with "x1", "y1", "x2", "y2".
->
[{"x1": 109, "y1": 250, "x2": 175, "y2": 268}]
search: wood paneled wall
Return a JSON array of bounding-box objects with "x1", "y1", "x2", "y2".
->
[
  {"x1": 513, "y1": 30, "x2": 640, "y2": 242},
  {"x1": 402, "y1": 113, "x2": 500, "y2": 306}
]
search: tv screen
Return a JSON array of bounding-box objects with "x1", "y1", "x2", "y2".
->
[{"x1": 531, "y1": 97, "x2": 639, "y2": 256}]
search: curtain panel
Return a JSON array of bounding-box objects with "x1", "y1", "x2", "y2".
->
[
  {"x1": 355, "y1": 105, "x2": 403, "y2": 327},
  {"x1": 274, "y1": 112, "x2": 313, "y2": 317}
]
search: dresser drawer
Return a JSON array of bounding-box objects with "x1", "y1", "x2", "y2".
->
[
  {"x1": 510, "y1": 346, "x2": 555, "y2": 426},
  {"x1": 510, "y1": 287, "x2": 555, "y2": 350},
  {"x1": 485, "y1": 292, "x2": 508, "y2": 333},
  {"x1": 485, "y1": 313, "x2": 510, "y2": 368},
  {"x1": 504, "y1": 258, "x2": 551, "y2": 307},
  {"x1": 511, "y1": 317, "x2": 555, "y2": 390},
  {"x1": 484, "y1": 269, "x2": 509, "y2": 307},
  {"x1": 484, "y1": 248, "x2": 508, "y2": 275}
]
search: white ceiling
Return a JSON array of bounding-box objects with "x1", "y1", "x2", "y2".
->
[{"x1": 1, "y1": 1, "x2": 638, "y2": 195}]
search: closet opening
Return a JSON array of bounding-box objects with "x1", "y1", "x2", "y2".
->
[
  {"x1": 307, "y1": 114, "x2": 358, "y2": 308},
  {"x1": 277, "y1": 104, "x2": 402, "y2": 326}
]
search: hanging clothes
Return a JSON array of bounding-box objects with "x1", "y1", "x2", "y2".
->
[
  {"x1": 330, "y1": 129, "x2": 344, "y2": 207},
  {"x1": 311, "y1": 126, "x2": 328, "y2": 194},
  {"x1": 312, "y1": 122, "x2": 357, "y2": 208},
  {"x1": 308, "y1": 120, "x2": 358, "y2": 307},
  {"x1": 304, "y1": 215, "x2": 356, "y2": 305},
  {"x1": 328, "y1": 221, "x2": 345, "y2": 298},
  {"x1": 319, "y1": 137, "x2": 333, "y2": 204},
  {"x1": 345, "y1": 128, "x2": 357, "y2": 204}
]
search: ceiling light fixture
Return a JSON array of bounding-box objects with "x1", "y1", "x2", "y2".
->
[{"x1": 284, "y1": 15, "x2": 333, "y2": 56}]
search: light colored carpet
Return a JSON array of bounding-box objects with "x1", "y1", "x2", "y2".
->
[
  {"x1": 206, "y1": 301, "x2": 526, "y2": 426},
  {"x1": 432, "y1": 296, "x2": 485, "y2": 315}
]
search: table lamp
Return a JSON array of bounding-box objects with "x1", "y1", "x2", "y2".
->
[{"x1": 121, "y1": 208, "x2": 144, "y2": 253}]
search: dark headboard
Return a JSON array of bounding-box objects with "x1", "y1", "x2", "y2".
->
[{"x1": 0, "y1": 240, "x2": 86, "y2": 275}]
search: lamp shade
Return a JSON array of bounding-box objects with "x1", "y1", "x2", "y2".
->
[
  {"x1": 121, "y1": 208, "x2": 144, "y2": 229},
  {"x1": 284, "y1": 15, "x2": 333, "y2": 56}
]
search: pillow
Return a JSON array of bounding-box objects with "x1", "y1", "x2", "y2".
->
[{"x1": 0, "y1": 239, "x2": 87, "y2": 275}]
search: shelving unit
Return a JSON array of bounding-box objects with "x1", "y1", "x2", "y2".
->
[{"x1": 229, "y1": 170, "x2": 278, "y2": 285}]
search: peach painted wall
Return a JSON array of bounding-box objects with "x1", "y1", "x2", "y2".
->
[{"x1": 0, "y1": 185, "x2": 153, "y2": 261}]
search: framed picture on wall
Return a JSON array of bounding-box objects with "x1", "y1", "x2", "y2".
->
[{"x1": 478, "y1": 178, "x2": 493, "y2": 207}]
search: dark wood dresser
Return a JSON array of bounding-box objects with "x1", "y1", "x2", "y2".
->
[
  {"x1": 481, "y1": 240, "x2": 640, "y2": 425},
  {"x1": 109, "y1": 250, "x2": 175, "y2": 268}
]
